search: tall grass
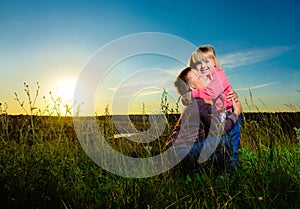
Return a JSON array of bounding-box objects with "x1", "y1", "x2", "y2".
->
[{"x1": 0, "y1": 84, "x2": 299, "y2": 208}]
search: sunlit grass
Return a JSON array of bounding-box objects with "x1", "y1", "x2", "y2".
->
[{"x1": 0, "y1": 84, "x2": 299, "y2": 208}]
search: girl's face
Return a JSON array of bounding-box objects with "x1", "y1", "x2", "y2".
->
[{"x1": 195, "y1": 56, "x2": 214, "y2": 76}]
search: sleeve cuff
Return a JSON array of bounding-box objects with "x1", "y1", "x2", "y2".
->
[{"x1": 228, "y1": 112, "x2": 238, "y2": 124}]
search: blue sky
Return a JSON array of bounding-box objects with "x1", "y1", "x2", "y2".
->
[{"x1": 1, "y1": 0, "x2": 300, "y2": 115}]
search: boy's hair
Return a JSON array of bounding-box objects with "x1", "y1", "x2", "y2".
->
[
  {"x1": 196, "y1": 45, "x2": 219, "y2": 66},
  {"x1": 174, "y1": 67, "x2": 192, "y2": 96}
]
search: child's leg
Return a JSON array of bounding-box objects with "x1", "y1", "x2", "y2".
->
[
  {"x1": 228, "y1": 115, "x2": 242, "y2": 168},
  {"x1": 210, "y1": 135, "x2": 230, "y2": 173},
  {"x1": 178, "y1": 140, "x2": 205, "y2": 172}
]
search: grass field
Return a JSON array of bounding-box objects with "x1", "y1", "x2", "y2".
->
[{"x1": 0, "y1": 86, "x2": 299, "y2": 208}]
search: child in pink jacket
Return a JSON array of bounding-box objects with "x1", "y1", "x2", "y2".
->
[{"x1": 188, "y1": 45, "x2": 242, "y2": 169}]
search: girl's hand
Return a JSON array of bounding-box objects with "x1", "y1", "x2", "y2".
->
[
  {"x1": 232, "y1": 97, "x2": 242, "y2": 116},
  {"x1": 227, "y1": 90, "x2": 238, "y2": 102},
  {"x1": 228, "y1": 89, "x2": 242, "y2": 115}
]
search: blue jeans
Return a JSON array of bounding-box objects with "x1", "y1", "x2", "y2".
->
[
  {"x1": 180, "y1": 135, "x2": 237, "y2": 171},
  {"x1": 228, "y1": 115, "x2": 242, "y2": 168}
]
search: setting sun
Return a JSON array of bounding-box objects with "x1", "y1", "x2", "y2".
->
[{"x1": 52, "y1": 78, "x2": 77, "y2": 103}]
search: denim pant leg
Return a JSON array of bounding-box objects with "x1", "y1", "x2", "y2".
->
[
  {"x1": 176, "y1": 140, "x2": 205, "y2": 169},
  {"x1": 228, "y1": 115, "x2": 242, "y2": 167},
  {"x1": 187, "y1": 140, "x2": 205, "y2": 164},
  {"x1": 221, "y1": 135, "x2": 232, "y2": 160},
  {"x1": 229, "y1": 115, "x2": 242, "y2": 156}
]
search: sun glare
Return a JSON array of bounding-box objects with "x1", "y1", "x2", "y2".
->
[{"x1": 52, "y1": 79, "x2": 77, "y2": 103}]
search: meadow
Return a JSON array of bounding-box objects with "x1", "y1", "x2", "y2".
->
[{"x1": 0, "y1": 85, "x2": 299, "y2": 208}]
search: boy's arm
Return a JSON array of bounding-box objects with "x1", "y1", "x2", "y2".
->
[{"x1": 223, "y1": 98, "x2": 242, "y2": 133}]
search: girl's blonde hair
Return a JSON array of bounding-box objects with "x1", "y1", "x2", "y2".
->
[
  {"x1": 196, "y1": 45, "x2": 219, "y2": 67},
  {"x1": 188, "y1": 52, "x2": 200, "y2": 69},
  {"x1": 187, "y1": 50, "x2": 208, "y2": 69}
]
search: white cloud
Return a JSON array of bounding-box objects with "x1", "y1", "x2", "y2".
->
[
  {"x1": 219, "y1": 46, "x2": 294, "y2": 70},
  {"x1": 237, "y1": 82, "x2": 279, "y2": 91}
]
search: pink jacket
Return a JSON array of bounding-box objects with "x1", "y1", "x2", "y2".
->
[{"x1": 192, "y1": 67, "x2": 233, "y2": 111}]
